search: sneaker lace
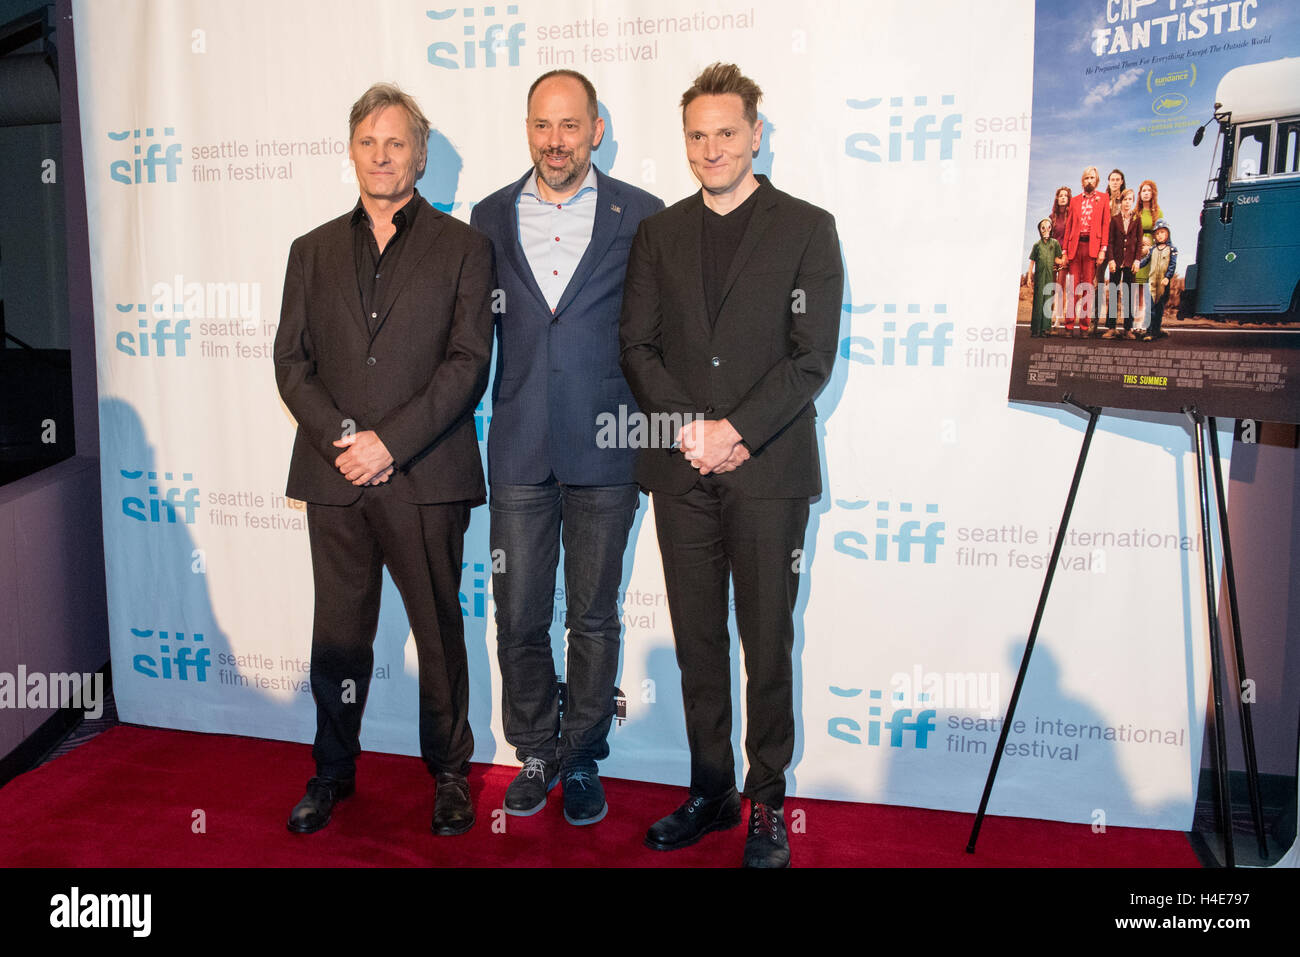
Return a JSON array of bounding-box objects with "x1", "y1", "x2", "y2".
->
[
  {"x1": 521, "y1": 756, "x2": 548, "y2": 780},
  {"x1": 565, "y1": 770, "x2": 592, "y2": 790}
]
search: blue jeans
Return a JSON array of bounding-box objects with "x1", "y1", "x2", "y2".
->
[{"x1": 490, "y1": 479, "x2": 639, "y2": 770}]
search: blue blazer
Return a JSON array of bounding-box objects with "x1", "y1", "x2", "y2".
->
[{"x1": 472, "y1": 167, "x2": 664, "y2": 486}]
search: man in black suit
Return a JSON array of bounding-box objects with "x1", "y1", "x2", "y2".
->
[
  {"x1": 620, "y1": 63, "x2": 842, "y2": 868},
  {"x1": 274, "y1": 83, "x2": 494, "y2": 837}
]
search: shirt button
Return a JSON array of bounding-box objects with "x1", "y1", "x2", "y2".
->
[
  {"x1": 366, "y1": 357, "x2": 376, "y2": 366},
  {"x1": 711, "y1": 356, "x2": 721, "y2": 367},
  {"x1": 553, "y1": 270, "x2": 558, "y2": 275},
  {"x1": 371, "y1": 312, "x2": 377, "y2": 319},
  {"x1": 555, "y1": 236, "x2": 560, "y2": 242}
]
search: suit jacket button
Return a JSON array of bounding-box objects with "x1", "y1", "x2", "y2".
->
[
  {"x1": 705, "y1": 405, "x2": 715, "y2": 414},
  {"x1": 366, "y1": 356, "x2": 376, "y2": 366},
  {"x1": 710, "y1": 356, "x2": 720, "y2": 367}
]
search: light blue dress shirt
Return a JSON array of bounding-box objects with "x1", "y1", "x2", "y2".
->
[{"x1": 517, "y1": 165, "x2": 598, "y2": 312}]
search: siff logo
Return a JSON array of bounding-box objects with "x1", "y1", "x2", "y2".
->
[
  {"x1": 107, "y1": 126, "x2": 182, "y2": 184},
  {"x1": 833, "y1": 499, "x2": 945, "y2": 563},
  {"x1": 840, "y1": 304, "x2": 952, "y2": 366},
  {"x1": 114, "y1": 307, "x2": 191, "y2": 357},
  {"x1": 131, "y1": 628, "x2": 211, "y2": 682},
  {"x1": 121, "y1": 470, "x2": 200, "y2": 524},
  {"x1": 115, "y1": 277, "x2": 262, "y2": 358},
  {"x1": 427, "y1": 5, "x2": 526, "y2": 69},
  {"x1": 460, "y1": 560, "x2": 490, "y2": 618},
  {"x1": 845, "y1": 95, "x2": 961, "y2": 163},
  {"x1": 828, "y1": 687, "x2": 937, "y2": 748}
]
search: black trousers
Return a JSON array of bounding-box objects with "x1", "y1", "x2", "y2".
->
[
  {"x1": 306, "y1": 487, "x2": 474, "y2": 779},
  {"x1": 1111, "y1": 266, "x2": 1135, "y2": 330},
  {"x1": 652, "y1": 479, "x2": 809, "y2": 808}
]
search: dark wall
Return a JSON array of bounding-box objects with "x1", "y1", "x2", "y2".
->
[
  {"x1": 0, "y1": 460, "x2": 108, "y2": 758},
  {"x1": 1214, "y1": 431, "x2": 1300, "y2": 779},
  {"x1": 0, "y1": 123, "x2": 67, "y2": 349},
  {"x1": 0, "y1": 0, "x2": 106, "y2": 762}
]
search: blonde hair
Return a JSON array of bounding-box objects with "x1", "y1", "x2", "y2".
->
[
  {"x1": 349, "y1": 83, "x2": 430, "y2": 174},
  {"x1": 681, "y1": 62, "x2": 762, "y2": 126}
]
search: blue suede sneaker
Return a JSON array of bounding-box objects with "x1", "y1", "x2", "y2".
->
[
  {"x1": 503, "y1": 756, "x2": 559, "y2": 816},
  {"x1": 562, "y1": 763, "x2": 607, "y2": 825}
]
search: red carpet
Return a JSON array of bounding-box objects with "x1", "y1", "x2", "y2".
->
[{"x1": 0, "y1": 726, "x2": 1200, "y2": 867}]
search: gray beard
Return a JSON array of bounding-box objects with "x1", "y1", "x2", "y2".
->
[{"x1": 538, "y1": 156, "x2": 585, "y2": 193}]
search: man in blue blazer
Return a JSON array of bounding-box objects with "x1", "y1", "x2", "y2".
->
[{"x1": 470, "y1": 70, "x2": 663, "y2": 826}]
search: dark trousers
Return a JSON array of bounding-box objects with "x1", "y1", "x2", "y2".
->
[
  {"x1": 652, "y1": 480, "x2": 809, "y2": 808},
  {"x1": 1150, "y1": 287, "x2": 1169, "y2": 336},
  {"x1": 490, "y1": 479, "x2": 639, "y2": 769},
  {"x1": 306, "y1": 488, "x2": 473, "y2": 779},
  {"x1": 1099, "y1": 263, "x2": 1116, "y2": 327},
  {"x1": 1111, "y1": 266, "x2": 1135, "y2": 330}
]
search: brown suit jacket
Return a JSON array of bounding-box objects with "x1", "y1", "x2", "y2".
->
[
  {"x1": 274, "y1": 195, "x2": 494, "y2": 506},
  {"x1": 1108, "y1": 214, "x2": 1142, "y2": 269}
]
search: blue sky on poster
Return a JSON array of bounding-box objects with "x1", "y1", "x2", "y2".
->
[{"x1": 1021, "y1": 0, "x2": 1300, "y2": 269}]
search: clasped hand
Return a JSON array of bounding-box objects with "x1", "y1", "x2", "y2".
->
[
  {"x1": 333, "y1": 430, "x2": 395, "y2": 486},
  {"x1": 677, "y1": 418, "x2": 749, "y2": 475}
]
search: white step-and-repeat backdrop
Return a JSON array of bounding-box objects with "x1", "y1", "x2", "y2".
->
[{"x1": 76, "y1": 0, "x2": 1229, "y2": 829}]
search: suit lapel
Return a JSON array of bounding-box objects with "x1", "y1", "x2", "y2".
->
[
  {"x1": 553, "y1": 168, "x2": 620, "y2": 318},
  {"x1": 500, "y1": 170, "x2": 551, "y2": 313},
  {"x1": 371, "y1": 197, "x2": 447, "y2": 341},
  {"x1": 327, "y1": 217, "x2": 368, "y2": 340},
  {"x1": 716, "y1": 181, "x2": 778, "y2": 315},
  {"x1": 675, "y1": 193, "x2": 710, "y2": 337}
]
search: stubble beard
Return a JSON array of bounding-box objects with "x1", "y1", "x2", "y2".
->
[{"x1": 537, "y1": 150, "x2": 585, "y2": 194}]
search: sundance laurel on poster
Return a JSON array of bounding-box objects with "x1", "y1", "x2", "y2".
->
[{"x1": 1009, "y1": 0, "x2": 1300, "y2": 422}]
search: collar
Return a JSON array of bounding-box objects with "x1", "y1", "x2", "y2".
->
[
  {"x1": 521, "y1": 165, "x2": 598, "y2": 205},
  {"x1": 698, "y1": 173, "x2": 771, "y2": 214},
  {"x1": 351, "y1": 189, "x2": 422, "y2": 229}
]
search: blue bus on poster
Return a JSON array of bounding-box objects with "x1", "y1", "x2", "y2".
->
[{"x1": 1184, "y1": 57, "x2": 1300, "y2": 320}]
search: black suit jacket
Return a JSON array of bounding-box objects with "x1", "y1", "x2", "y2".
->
[
  {"x1": 619, "y1": 176, "x2": 842, "y2": 497},
  {"x1": 274, "y1": 195, "x2": 494, "y2": 506}
]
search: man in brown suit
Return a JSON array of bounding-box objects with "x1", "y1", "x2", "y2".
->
[{"x1": 274, "y1": 83, "x2": 494, "y2": 836}]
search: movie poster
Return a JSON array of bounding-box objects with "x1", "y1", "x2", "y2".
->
[{"x1": 1010, "y1": 1, "x2": 1300, "y2": 423}]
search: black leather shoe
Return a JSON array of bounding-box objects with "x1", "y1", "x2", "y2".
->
[
  {"x1": 562, "y1": 764, "x2": 607, "y2": 826},
  {"x1": 504, "y1": 757, "x2": 558, "y2": 816},
  {"x1": 432, "y1": 771, "x2": 475, "y2": 836},
  {"x1": 644, "y1": 789, "x2": 741, "y2": 851},
  {"x1": 743, "y1": 802, "x2": 790, "y2": 868},
  {"x1": 286, "y1": 775, "x2": 354, "y2": 834}
]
